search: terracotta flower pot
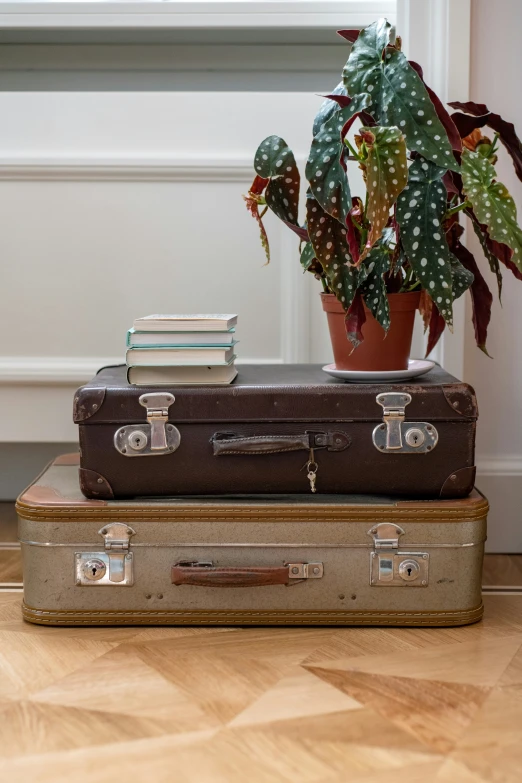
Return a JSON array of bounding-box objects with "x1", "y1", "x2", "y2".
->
[{"x1": 321, "y1": 291, "x2": 421, "y2": 372}]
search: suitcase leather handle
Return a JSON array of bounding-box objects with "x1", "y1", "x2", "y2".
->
[
  {"x1": 171, "y1": 561, "x2": 323, "y2": 587},
  {"x1": 211, "y1": 431, "x2": 350, "y2": 456}
]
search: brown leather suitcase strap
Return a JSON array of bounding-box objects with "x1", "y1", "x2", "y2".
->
[
  {"x1": 171, "y1": 562, "x2": 323, "y2": 587},
  {"x1": 211, "y1": 431, "x2": 350, "y2": 456}
]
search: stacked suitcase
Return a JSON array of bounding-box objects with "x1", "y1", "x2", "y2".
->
[{"x1": 17, "y1": 364, "x2": 487, "y2": 626}]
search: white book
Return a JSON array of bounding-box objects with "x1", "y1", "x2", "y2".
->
[
  {"x1": 126, "y1": 345, "x2": 236, "y2": 366},
  {"x1": 133, "y1": 314, "x2": 238, "y2": 332},
  {"x1": 127, "y1": 328, "x2": 236, "y2": 347},
  {"x1": 128, "y1": 363, "x2": 238, "y2": 386}
]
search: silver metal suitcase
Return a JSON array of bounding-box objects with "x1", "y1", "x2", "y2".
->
[{"x1": 18, "y1": 454, "x2": 487, "y2": 627}]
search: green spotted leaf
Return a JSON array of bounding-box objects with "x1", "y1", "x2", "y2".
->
[
  {"x1": 450, "y1": 257, "x2": 474, "y2": 300},
  {"x1": 396, "y1": 157, "x2": 455, "y2": 326},
  {"x1": 312, "y1": 81, "x2": 348, "y2": 136},
  {"x1": 469, "y1": 214, "x2": 503, "y2": 300},
  {"x1": 461, "y1": 149, "x2": 522, "y2": 273},
  {"x1": 360, "y1": 242, "x2": 392, "y2": 331},
  {"x1": 254, "y1": 135, "x2": 300, "y2": 225},
  {"x1": 306, "y1": 93, "x2": 372, "y2": 227},
  {"x1": 359, "y1": 125, "x2": 408, "y2": 260},
  {"x1": 300, "y1": 241, "x2": 316, "y2": 272},
  {"x1": 343, "y1": 20, "x2": 458, "y2": 171},
  {"x1": 306, "y1": 196, "x2": 358, "y2": 309}
]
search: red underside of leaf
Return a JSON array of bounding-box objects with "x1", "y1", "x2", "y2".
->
[
  {"x1": 418, "y1": 290, "x2": 433, "y2": 332},
  {"x1": 488, "y1": 234, "x2": 522, "y2": 281},
  {"x1": 346, "y1": 204, "x2": 361, "y2": 264},
  {"x1": 450, "y1": 101, "x2": 522, "y2": 182},
  {"x1": 344, "y1": 291, "x2": 366, "y2": 349},
  {"x1": 426, "y1": 302, "x2": 446, "y2": 357},
  {"x1": 469, "y1": 210, "x2": 522, "y2": 282},
  {"x1": 322, "y1": 93, "x2": 352, "y2": 108},
  {"x1": 443, "y1": 171, "x2": 460, "y2": 196},
  {"x1": 282, "y1": 221, "x2": 309, "y2": 242},
  {"x1": 409, "y1": 61, "x2": 462, "y2": 153},
  {"x1": 244, "y1": 194, "x2": 270, "y2": 264},
  {"x1": 342, "y1": 111, "x2": 364, "y2": 142},
  {"x1": 249, "y1": 174, "x2": 269, "y2": 196},
  {"x1": 452, "y1": 240, "x2": 493, "y2": 355},
  {"x1": 337, "y1": 29, "x2": 361, "y2": 44}
]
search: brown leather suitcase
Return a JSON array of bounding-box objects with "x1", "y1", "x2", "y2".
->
[{"x1": 74, "y1": 364, "x2": 477, "y2": 500}]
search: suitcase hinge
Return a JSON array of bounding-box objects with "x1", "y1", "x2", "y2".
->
[
  {"x1": 372, "y1": 392, "x2": 439, "y2": 454},
  {"x1": 114, "y1": 393, "x2": 181, "y2": 457},
  {"x1": 369, "y1": 522, "x2": 404, "y2": 550},
  {"x1": 75, "y1": 523, "x2": 136, "y2": 587},
  {"x1": 368, "y1": 523, "x2": 429, "y2": 587}
]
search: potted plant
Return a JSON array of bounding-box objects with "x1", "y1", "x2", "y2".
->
[{"x1": 244, "y1": 18, "x2": 522, "y2": 371}]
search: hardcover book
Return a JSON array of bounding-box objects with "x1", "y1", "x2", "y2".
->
[
  {"x1": 133, "y1": 314, "x2": 238, "y2": 332},
  {"x1": 127, "y1": 362, "x2": 238, "y2": 385},
  {"x1": 126, "y1": 345, "x2": 236, "y2": 366},
  {"x1": 127, "y1": 329, "x2": 236, "y2": 348}
]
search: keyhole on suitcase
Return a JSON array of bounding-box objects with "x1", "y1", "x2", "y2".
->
[{"x1": 81, "y1": 558, "x2": 106, "y2": 581}]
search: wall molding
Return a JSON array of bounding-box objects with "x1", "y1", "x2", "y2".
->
[
  {"x1": 0, "y1": 156, "x2": 260, "y2": 183},
  {"x1": 0, "y1": 2, "x2": 397, "y2": 31},
  {"x1": 0, "y1": 356, "x2": 284, "y2": 385}
]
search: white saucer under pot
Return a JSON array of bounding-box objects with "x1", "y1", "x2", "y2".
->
[{"x1": 322, "y1": 359, "x2": 435, "y2": 383}]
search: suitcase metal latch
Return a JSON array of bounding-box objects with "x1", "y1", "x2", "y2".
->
[
  {"x1": 114, "y1": 393, "x2": 181, "y2": 457},
  {"x1": 75, "y1": 523, "x2": 135, "y2": 586},
  {"x1": 372, "y1": 392, "x2": 438, "y2": 454},
  {"x1": 368, "y1": 523, "x2": 429, "y2": 587}
]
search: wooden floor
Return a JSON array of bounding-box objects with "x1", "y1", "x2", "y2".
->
[
  {"x1": 2, "y1": 501, "x2": 522, "y2": 780},
  {"x1": 0, "y1": 591, "x2": 521, "y2": 782}
]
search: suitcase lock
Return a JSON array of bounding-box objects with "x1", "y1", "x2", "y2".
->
[
  {"x1": 372, "y1": 392, "x2": 438, "y2": 454},
  {"x1": 369, "y1": 523, "x2": 429, "y2": 587},
  {"x1": 114, "y1": 393, "x2": 181, "y2": 457},
  {"x1": 75, "y1": 523, "x2": 135, "y2": 586}
]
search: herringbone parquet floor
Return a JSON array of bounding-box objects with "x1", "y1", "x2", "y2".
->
[{"x1": 1, "y1": 503, "x2": 522, "y2": 782}]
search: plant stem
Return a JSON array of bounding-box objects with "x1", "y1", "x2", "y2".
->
[
  {"x1": 259, "y1": 206, "x2": 268, "y2": 218},
  {"x1": 344, "y1": 138, "x2": 361, "y2": 160},
  {"x1": 444, "y1": 200, "x2": 471, "y2": 219}
]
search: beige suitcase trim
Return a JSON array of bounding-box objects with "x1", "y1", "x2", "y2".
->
[{"x1": 22, "y1": 602, "x2": 484, "y2": 627}]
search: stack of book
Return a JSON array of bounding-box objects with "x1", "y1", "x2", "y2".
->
[{"x1": 126, "y1": 314, "x2": 238, "y2": 385}]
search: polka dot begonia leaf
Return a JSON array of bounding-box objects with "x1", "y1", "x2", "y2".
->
[
  {"x1": 396, "y1": 157, "x2": 456, "y2": 327},
  {"x1": 358, "y1": 242, "x2": 392, "y2": 331},
  {"x1": 312, "y1": 81, "x2": 349, "y2": 137},
  {"x1": 306, "y1": 93, "x2": 372, "y2": 228},
  {"x1": 470, "y1": 215, "x2": 503, "y2": 300},
  {"x1": 343, "y1": 20, "x2": 458, "y2": 172},
  {"x1": 359, "y1": 125, "x2": 408, "y2": 261},
  {"x1": 300, "y1": 241, "x2": 316, "y2": 272},
  {"x1": 450, "y1": 256, "x2": 474, "y2": 300},
  {"x1": 306, "y1": 196, "x2": 358, "y2": 309},
  {"x1": 461, "y1": 149, "x2": 522, "y2": 274},
  {"x1": 254, "y1": 135, "x2": 300, "y2": 226}
]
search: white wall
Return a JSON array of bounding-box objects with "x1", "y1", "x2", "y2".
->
[{"x1": 465, "y1": 0, "x2": 522, "y2": 550}]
